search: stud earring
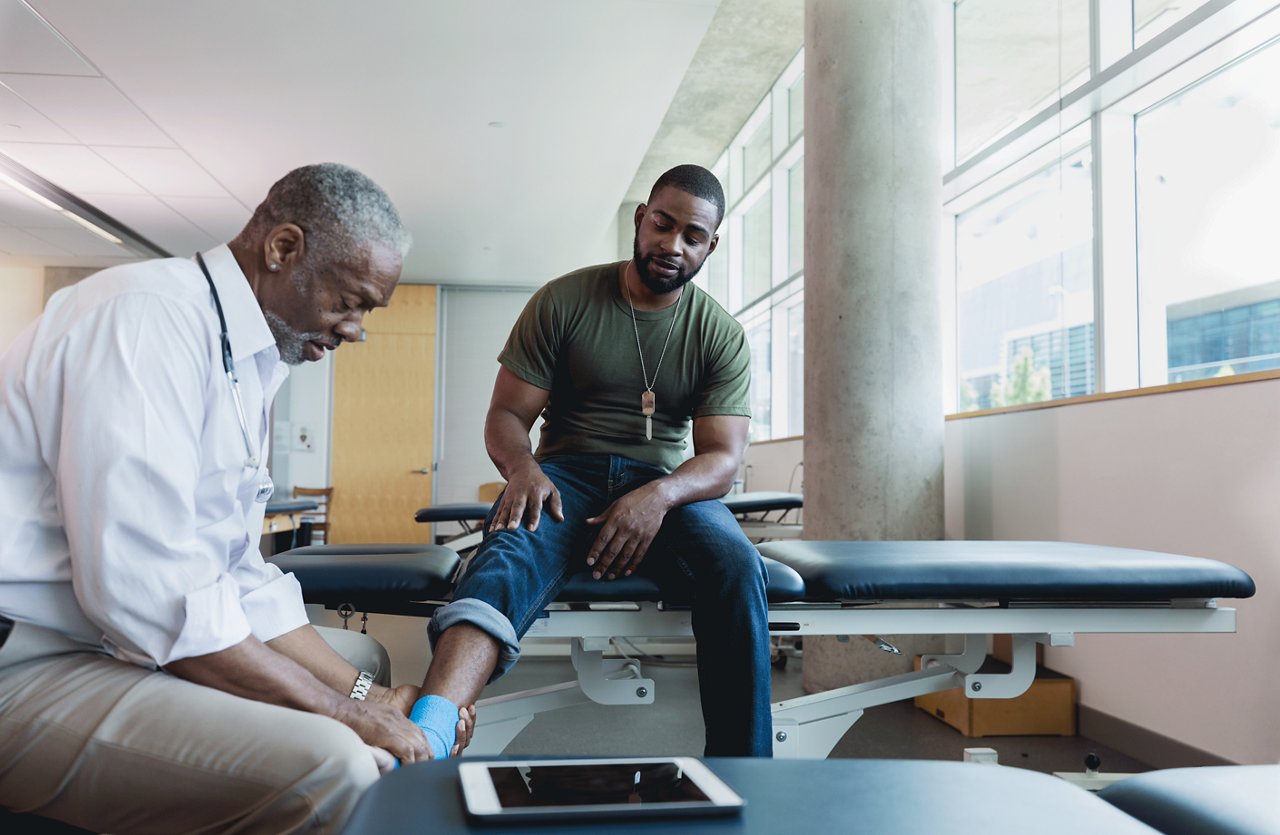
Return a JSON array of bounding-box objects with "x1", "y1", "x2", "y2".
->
[{"x1": 269, "y1": 263, "x2": 279, "y2": 272}]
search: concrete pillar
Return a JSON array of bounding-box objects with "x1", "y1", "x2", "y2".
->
[
  {"x1": 616, "y1": 202, "x2": 636, "y2": 261},
  {"x1": 801, "y1": 0, "x2": 947, "y2": 691},
  {"x1": 804, "y1": 0, "x2": 945, "y2": 542}
]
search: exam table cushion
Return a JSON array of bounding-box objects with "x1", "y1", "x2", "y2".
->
[
  {"x1": 270, "y1": 545, "x2": 460, "y2": 605},
  {"x1": 1099, "y1": 765, "x2": 1280, "y2": 835},
  {"x1": 720, "y1": 491, "x2": 803, "y2": 514},
  {"x1": 414, "y1": 502, "x2": 494, "y2": 524},
  {"x1": 555, "y1": 556, "x2": 805, "y2": 603},
  {"x1": 757, "y1": 540, "x2": 1256, "y2": 602}
]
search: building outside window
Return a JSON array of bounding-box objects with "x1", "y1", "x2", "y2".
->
[{"x1": 1135, "y1": 35, "x2": 1280, "y2": 383}]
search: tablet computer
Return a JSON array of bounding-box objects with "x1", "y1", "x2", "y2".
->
[{"x1": 458, "y1": 757, "x2": 746, "y2": 824}]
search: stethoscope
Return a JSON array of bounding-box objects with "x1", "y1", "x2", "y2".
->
[{"x1": 196, "y1": 252, "x2": 275, "y2": 504}]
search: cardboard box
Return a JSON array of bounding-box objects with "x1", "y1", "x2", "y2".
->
[{"x1": 914, "y1": 656, "x2": 1077, "y2": 737}]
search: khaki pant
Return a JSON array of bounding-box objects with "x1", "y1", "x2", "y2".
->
[{"x1": 0, "y1": 622, "x2": 391, "y2": 834}]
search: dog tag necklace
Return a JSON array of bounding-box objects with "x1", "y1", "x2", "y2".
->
[{"x1": 624, "y1": 269, "x2": 684, "y2": 440}]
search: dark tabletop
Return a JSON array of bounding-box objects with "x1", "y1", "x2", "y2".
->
[{"x1": 339, "y1": 757, "x2": 1161, "y2": 835}]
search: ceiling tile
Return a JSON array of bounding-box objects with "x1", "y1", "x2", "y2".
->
[
  {"x1": 0, "y1": 74, "x2": 171, "y2": 147},
  {"x1": 0, "y1": 0, "x2": 98, "y2": 76},
  {"x1": 0, "y1": 83, "x2": 77, "y2": 143},
  {"x1": 0, "y1": 185, "x2": 69, "y2": 226},
  {"x1": 0, "y1": 142, "x2": 144, "y2": 194},
  {"x1": 78, "y1": 192, "x2": 218, "y2": 257},
  {"x1": 0, "y1": 224, "x2": 71, "y2": 257},
  {"x1": 162, "y1": 195, "x2": 249, "y2": 240},
  {"x1": 94, "y1": 147, "x2": 228, "y2": 198},
  {"x1": 25, "y1": 224, "x2": 131, "y2": 257}
]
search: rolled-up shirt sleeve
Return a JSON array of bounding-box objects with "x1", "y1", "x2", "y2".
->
[
  {"x1": 53, "y1": 293, "x2": 272, "y2": 666},
  {"x1": 238, "y1": 564, "x2": 309, "y2": 643}
]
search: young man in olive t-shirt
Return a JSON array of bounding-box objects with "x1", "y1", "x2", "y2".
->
[{"x1": 413, "y1": 165, "x2": 772, "y2": 758}]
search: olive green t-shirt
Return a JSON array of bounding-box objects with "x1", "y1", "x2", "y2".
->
[{"x1": 498, "y1": 261, "x2": 751, "y2": 473}]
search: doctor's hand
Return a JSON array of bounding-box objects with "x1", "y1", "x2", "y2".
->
[
  {"x1": 585, "y1": 482, "x2": 671, "y2": 580},
  {"x1": 488, "y1": 462, "x2": 563, "y2": 534},
  {"x1": 332, "y1": 698, "x2": 430, "y2": 766}
]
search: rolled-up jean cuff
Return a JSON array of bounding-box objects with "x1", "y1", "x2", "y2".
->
[{"x1": 428, "y1": 598, "x2": 521, "y2": 683}]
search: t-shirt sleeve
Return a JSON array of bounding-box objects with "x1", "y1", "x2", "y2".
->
[
  {"x1": 693, "y1": 321, "x2": 752, "y2": 418},
  {"x1": 497, "y1": 284, "x2": 558, "y2": 390}
]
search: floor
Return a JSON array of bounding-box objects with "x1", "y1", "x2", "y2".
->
[{"x1": 482, "y1": 650, "x2": 1151, "y2": 779}]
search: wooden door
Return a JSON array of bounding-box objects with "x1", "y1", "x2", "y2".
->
[{"x1": 330, "y1": 284, "x2": 436, "y2": 543}]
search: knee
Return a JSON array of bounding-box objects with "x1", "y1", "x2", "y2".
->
[{"x1": 300, "y1": 722, "x2": 380, "y2": 818}]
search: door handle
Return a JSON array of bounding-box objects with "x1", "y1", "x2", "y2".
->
[{"x1": 411, "y1": 468, "x2": 431, "y2": 475}]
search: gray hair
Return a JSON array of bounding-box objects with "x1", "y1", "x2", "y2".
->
[{"x1": 242, "y1": 163, "x2": 412, "y2": 267}]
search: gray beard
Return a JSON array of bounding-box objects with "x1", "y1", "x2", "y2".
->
[{"x1": 264, "y1": 310, "x2": 325, "y2": 365}]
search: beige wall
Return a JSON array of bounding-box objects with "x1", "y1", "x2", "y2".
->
[
  {"x1": 944, "y1": 379, "x2": 1280, "y2": 764},
  {"x1": 0, "y1": 267, "x2": 45, "y2": 356}
]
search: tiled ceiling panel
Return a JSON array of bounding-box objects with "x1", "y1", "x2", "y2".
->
[
  {"x1": 0, "y1": 83, "x2": 77, "y2": 144},
  {"x1": 0, "y1": 142, "x2": 144, "y2": 194},
  {"x1": 94, "y1": 147, "x2": 228, "y2": 198},
  {"x1": 0, "y1": 74, "x2": 171, "y2": 147},
  {"x1": 26, "y1": 224, "x2": 131, "y2": 257},
  {"x1": 0, "y1": 224, "x2": 71, "y2": 257},
  {"x1": 161, "y1": 195, "x2": 250, "y2": 241},
  {"x1": 0, "y1": 186, "x2": 64, "y2": 226},
  {"x1": 0, "y1": 1, "x2": 97, "y2": 76},
  {"x1": 16, "y1": 0, "x2": 719, "y2": 283},
  {"x1": 79, "y1": 192, "x2": 217, "y2": 256}
]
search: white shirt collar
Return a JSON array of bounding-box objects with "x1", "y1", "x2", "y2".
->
[{"x1": 199, "y1": 244, "x2": 278, "y2": 363}]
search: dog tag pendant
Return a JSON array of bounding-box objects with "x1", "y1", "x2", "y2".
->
[{"x1": 641, "y1": 390, "x2": 655, "y2": 440}]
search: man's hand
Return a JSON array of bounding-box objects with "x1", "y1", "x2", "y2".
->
[
  {"x1": 331, "y1": 698, "x2": 430, "y2": 765},
  {"x1": 370, "y1": 686, "x2": 477, "y2": 758},
  {"x1": 585, "y1": 481, "x2": 671, "y2": 579},
  {"x1": 487, "y1": 461, "x2": 563, "y2": 534}
]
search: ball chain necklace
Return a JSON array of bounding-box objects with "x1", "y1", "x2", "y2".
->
[{"x1": 623, "y1": 265, "x2": 684, "y2": 440}]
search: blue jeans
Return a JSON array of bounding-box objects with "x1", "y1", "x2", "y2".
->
[{"x1": 429, "y1": 454, "x2": 772, "y2": 757}]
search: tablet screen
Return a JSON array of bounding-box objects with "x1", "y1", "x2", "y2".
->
[
  {"x1": 459, "y1": 757, "x2": 744, "y2": 822},
  {"x1": 490, "y1": 761, "x2": 709, "y2": 808}
]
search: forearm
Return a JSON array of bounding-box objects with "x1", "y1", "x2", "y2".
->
[
  {"x1": 267, "y1": 624, "x2": 367, "y2": 697},
  {"x1": 645, "y1": 448, "x2": 741, "y2": 512},
  {"x1": 485, "y1": 407, "x2": 538, "y2": 479},
  {"x1": 165, "y1": 635, "x2": 344, "y2": 718}
]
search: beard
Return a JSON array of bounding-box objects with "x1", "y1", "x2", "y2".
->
[
  {"x1": 264, "y1": 310, "x2": 327, "y2": 365},
  {"x1": 633, "y1": 237, "x2": 707, "y2": 295}
]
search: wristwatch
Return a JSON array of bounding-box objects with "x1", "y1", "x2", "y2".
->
[{"x1": 349, "y1": 670, "x2": 374, "y2": 701}]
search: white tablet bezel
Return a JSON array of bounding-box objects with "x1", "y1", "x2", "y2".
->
[{"x1": 458, "y1": 756, "x2": 745, "y2": 823}]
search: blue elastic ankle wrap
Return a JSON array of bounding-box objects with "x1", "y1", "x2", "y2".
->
[{"x1": 409, "y1": 694, "x2": 458, "y2": 760}]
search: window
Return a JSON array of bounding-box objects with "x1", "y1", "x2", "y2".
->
[
  {"x1": 742, "y1": 119, "x2": 772, "y2": 190},
  {"x1": 710, "y1": 49, "x2": 805, "y2": 441},
  {"x1": 787, "y1": 159, "x2": 804, "y2": 277},
  {"x1": 1135, "y1": 37, "x2": 1280, "y2": 384},
  {"x1": 745, "y1": 312, "x2": 772, "y2": 441},
  {"x1": 1135, "y1": 0, "x2": 1212, "y2": 46},
  {"x1": 787, "y1": 73, "x2": 804, "y2": 142},
  {"x1": 741, "y1": 191, "x2": 771, "y2": 306},
  {"x1": 954, "y1": 0, "x2": 1090, "y2": 161},
  {"x1": 947, "y1": 0, "x2": 1280, "y2": 413},
  {"x1": 956, "y1": 146, "x2": 1095, "y2": 410}
]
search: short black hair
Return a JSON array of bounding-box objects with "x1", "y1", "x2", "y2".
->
[{"x1": 648, "y1": 164, "x2": 725, "y2": 228}]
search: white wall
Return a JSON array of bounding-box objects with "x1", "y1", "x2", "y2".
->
[
  {"x1": 270, "y1": 353, "x2": 334, "y2": 491},
  {"x1": 435, "y1": 287, "x2": 534, "y2": 510},
  {"x1": 945, "y1": 379, "x2": 1280, "y2": 764},
  {"x1": 0, "y1": 267, "x2": 44, "y2": 356}
]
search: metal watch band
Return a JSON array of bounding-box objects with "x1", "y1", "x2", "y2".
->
[{"x1": 349, "y1": 670, "x2": 374, "y2": 701}]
